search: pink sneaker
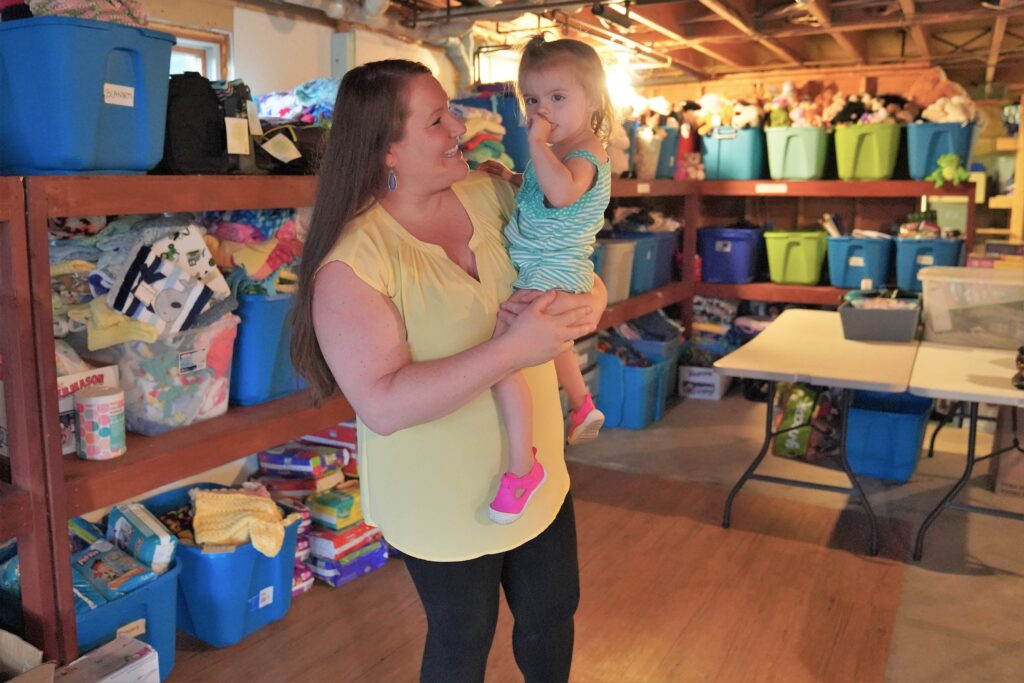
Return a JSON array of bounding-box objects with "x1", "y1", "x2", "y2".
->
[
  {"x1": 488, "y1": 454, "x2": 546, "y2": 525},
  {"x1": 567, "y1": 392, "x2": 604, "y2": 445}
]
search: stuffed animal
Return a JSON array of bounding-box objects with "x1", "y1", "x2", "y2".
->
[
  {"x1": 607, "y1": 121, "x2": 631, "y2": 178},
  {"x1": 926, "y1": 153, "x2": 970, "y2": 188},
  {"x1": 674, "y1": 152, "x2": 705, "y2": 181},
  {"x1": 696, "y1": 93, "x2": 732, "y2": 135},
  {"x1": 731, "y1": 102, "x2": 762, "y2": 129},
  {"x1": 922, "y1": 95, "x2": 975, "y2": 123}
]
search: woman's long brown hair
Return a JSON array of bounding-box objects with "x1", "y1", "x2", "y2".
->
[{"x1": 292, "y1": 60, "x2": 431, "y2": 405}]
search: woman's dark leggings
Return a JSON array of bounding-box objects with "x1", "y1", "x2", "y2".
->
[{"x1": 402, "y1": 494, "x2": 580, "y2": 683}]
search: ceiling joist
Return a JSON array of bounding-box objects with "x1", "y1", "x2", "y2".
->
[
  {"x1": 697, "y1": 0, "x2": 801, "y2": 64},
  {"x1": 987, "y1": 1, "x2": 1011, "y2": 84}
]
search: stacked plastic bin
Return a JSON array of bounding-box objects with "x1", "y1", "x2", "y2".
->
[
  {"x1": 764, "y1": 231, "x2": 828, "y2": 285},
  {"x1": 701, "y1": 127, "x2": 766, "y2": 179},
  {"x1": 846, "y1": 391, "x2": 933, "y2": 483},
  {"x1": 906, "y1": 122, "x2": 976, "y2": 180},
  {"x1": 698, "y1": 227, "x2": 765, "y2": 283},
  {"x1": 765, "y1": 128, "x2": 829, "y2": 180},
  {"x1": 895, "y1": 239, "x2": 962, "y2": 291},
  {"x1": 231, "y1": 294, "x2": 306, "y2": 405},
  {"x1": 834, "y1": 124, "x2": 901, "y2": 180},
  {"x1": 827, "y1": 236, "x2": 893, "y2": 289}
]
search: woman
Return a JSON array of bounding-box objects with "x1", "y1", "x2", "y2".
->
[{"x1": 292, "y1": 60, "x2": 607, "y2": 682}]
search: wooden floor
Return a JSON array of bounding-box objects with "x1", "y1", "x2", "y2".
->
[{"x1": 171, "y1": 462, "x2": 910, "y2": 682}]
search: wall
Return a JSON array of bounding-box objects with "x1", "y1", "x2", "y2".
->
[
  {"x1": 233, "y1": 6, "x2": 335, "y2": 94},
  {"x1": 332, "y1": 28, "x2": 458, "y2": 95}
]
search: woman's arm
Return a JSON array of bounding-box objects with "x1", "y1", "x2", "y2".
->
[
  {"x1": 313, "y1": 261, "x2": 596, "y2": 436},
  {"x1": 499, "y1": 275, "x2": 609, "y2": 334}
]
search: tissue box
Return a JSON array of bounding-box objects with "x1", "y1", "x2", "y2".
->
[
  {"x1": 55, "y1": 637, "x2": 158, "y2": 683},
  {"x1": 106, "y1": 504, "x2": 177, "y2": 574}
]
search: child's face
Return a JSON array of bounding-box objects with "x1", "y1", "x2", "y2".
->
[{"x1": 521, "y1": 64, "x2": 594, "y2": 144}]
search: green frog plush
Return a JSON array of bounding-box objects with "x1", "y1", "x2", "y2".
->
[{"x1": 926, "y1": 153, "x2": 971, "y2": 188}]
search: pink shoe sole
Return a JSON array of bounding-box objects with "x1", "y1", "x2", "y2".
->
[
  {"x1": 567, "y1": 408, "x2": 604, "y2": 445},
  {"x1": 488, "y1": 466, "x2": 547, "y2": 525}
]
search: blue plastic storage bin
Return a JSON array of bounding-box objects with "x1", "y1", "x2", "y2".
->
[
  {"x1": 656, "y1": 127, "x2": 680, "y2": 179},
  {"x1": 595, "y1": 353, "x2": 672, "y2": 429},
  {"x1": 144, "y1": 485, "x2": 298, "y2": 648},
  {"x1": 231, "y1": 294, "x2": 306, "y2": 406},
  {"x1": 0, "y1": 17, "x2": 175, "y2": 174},
  {"x1": 895, "y1": 238, "x2": 962, "y2": 291},
  {"x1": 827, "y1": 236, "x2": 893, "y2": 289},
  {"x1": 698, "y1": 227, "x2": 764, "y2": 283},
  {"x1": 618, "y1": 231, "x2": 676, "y2": 294},
  {"x1": 590, "y1": 241, "x2": 606, "y2": 274},
  {"x1": 453, "y1": 94, "x2": 528, "y2": 171},
  {"x1": 845, "y1": 391, "x2": 933, "y2": 483},
  {"x1": 701, "y1": 127, "x2": 766, "y2": 180},
  {"x1": 906, "y1": 122, "x2": 976, "y2": 180},
  {"x1": 77, "y1": 562, "x2": 181, "y2": 681}
]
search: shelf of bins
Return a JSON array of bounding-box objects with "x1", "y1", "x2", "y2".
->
[
  {"x1": 27, "y1": 174, "x2": 319, "y2": 214},
  {"x1": 61, "y1": 392, "x2": 354, "y2": 516},
  {"x1": 599, "y1": 281, "x2": 693, "y2": 329},
  {"x1": 0, "y1": 481, "x2": 31, "y2": 540},
  {"x1": 696, "y1": 179, "x2": 976, "y2": 198},
  {"x1": 996, "y1": 137, "x2": 1017, "y2": 152},
  {"x1": 694, "y1": 282, "x2": 849, "y2": 306},
  {"x1": 989, "y1": 195, "x2": 1013, "y2": 210},
  {"x1": 610, "y1": 178, "x2": 697, "y2": 198}
]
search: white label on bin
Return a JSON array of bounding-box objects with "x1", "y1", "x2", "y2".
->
[
  {"x1": 178, "y1": 347, "x2": 208, "y2": 375},
  {"x1": 258, "y1": 586, "x2": 274, "y2": 609},
  {"x1": 754, "y1": 183, "x2": 788, "y2": 194},
  {"x1": 103, "y1": 83, "x2": 135, "y2": 108},
  {"x1": 117, "y1": 619, "x2": 146, "y2": 639},
  {"x1": 848, "y1": 256, "x2": 865, "y2": 267},
  {"x1": 715, "y1": 240, "x2": 733, "y2": 253},
  {"x1": 637, "y1": 183, "x2": 651, "y2": 194},
  {"x1": 916, "y1": 254, "x2": 935, "y2": 265}
]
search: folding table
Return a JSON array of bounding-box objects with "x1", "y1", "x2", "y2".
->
[
  {"x1": 909, "y1": 342, "x2": 1024, "y2": 560},
  {"x1": 714, "y1": 309, "x2": 921, "y2": 556}
]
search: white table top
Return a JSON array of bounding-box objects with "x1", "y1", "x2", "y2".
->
[
  {"x1": 909, "y1": 342, "x2": 1024, "y2": 407},
  {"x1": 713, "y1": 309, "x2": 919, "y2": 392}
]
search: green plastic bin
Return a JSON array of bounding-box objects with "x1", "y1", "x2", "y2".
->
[
  {"x1": 764, "y1": 231, "x2": 827, "y2": 285},
  {"x1": 766, "y1": 127, "x2": 828, "y2": 180},
  {"x1": 834, "y1": 124, "x2": 901, "y2": 180}
]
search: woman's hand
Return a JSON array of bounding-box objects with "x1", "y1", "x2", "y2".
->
[
  {"x1": 477, "y1": 160, "x2": 523, "y2": 188},
  {"x1": 501, "y1": 291, "x2": 593, "y2": 367},
  {"x1": 498, "y1": 277, "x2": 608, "y2": 336}
]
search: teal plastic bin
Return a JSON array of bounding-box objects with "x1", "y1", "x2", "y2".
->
[
  {"x1": 907, "y1": 122, "x2": 976, "y2": 180},
  {"x1": 827, "y1": 236, "x2": 893, "y2": 289},
  {"x1": 77, "y1": 562, "x2": 181, "y2": 681},
  {"x1": 766, "y1": 127, "x2": 828, "y2": 180},
  {"x1": 656, "y1": 126, "x2": 680, "y2": 179},
  {"x1": 595, "y1": 353, "x2": 673, "y2": 429},
  {"x1": 145, "y1": 484, "x2": 298, "y2": 648},
  {"x1": 835, "y1": 124, "x2": 901, "y2": 180},
  {"x1": 701, "y1": 127, "x2": 766, "y2": 180},
  {"x1": 895, "y1": 238, "x2": 962, "y2": 291}
]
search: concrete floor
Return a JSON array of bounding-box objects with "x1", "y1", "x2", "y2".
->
[{"x1": 567, "y1": 392, "x2": 1024, "y2": 683}]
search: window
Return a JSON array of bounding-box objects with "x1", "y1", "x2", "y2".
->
[{"x1": 151, "y1": 22, "x2": 230, "y2": 82}]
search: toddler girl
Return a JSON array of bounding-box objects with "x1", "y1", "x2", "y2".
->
[{"x1": 482, "y1": 36, "x2": 613, "y2": 524}]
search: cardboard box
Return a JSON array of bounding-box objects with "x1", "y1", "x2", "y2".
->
[
  {"x1": 0, "y1": 630, "x2": 55, "y2": 683},
  {"x1": 994, "y1": 406, "x2": 1024, "y2": 498},
  {"x1": 678, "y1": 366, "x2": 732, "y2": 400},
  {"x1": 56, "y1": 366, "x2": 119, "y2": 456},
  {"x1": 55, "y1": 637, "x2": 158, "y2": 683}
]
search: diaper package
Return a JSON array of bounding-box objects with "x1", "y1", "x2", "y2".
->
[
  {"x1": 308, "y1": 484, "x2": 361, "y2": 531},
  {"x1": 257, "y1": 442, "x2": 339, "y2": 478},
  {"x1": 72, "y1": 540, "x2": 157, "y2": 601},
  {"x1": 292, "y1": 562, "x2": 314, "y2": 598},
  {"x1": 307, "y1": 541, "x2": 387, "y2": 588},
  {"x1": 0, "y1": 556, "x2": 20, "y2": 599},
  {"x1": 68, "y1": 517, "x2": 105, "y2": 554},
  {"x1": 71, "y1": 568, "x2": 108, "y2": 614},
  {"x1": 294, "y1": 536, "x2": 311, "y2": 564},
  {"x1": 107, "y1": 503, "x2": 178, "y2": 574},
  {"x1": 308, "y1": 521, "x2": 381, "y2": 562}
]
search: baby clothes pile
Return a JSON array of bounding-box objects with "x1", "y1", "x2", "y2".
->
[
  {"x1": 48, "y1": 213, "x2": 240, "y2": 435},
  {"x1": 200, "y1": 208, "x2": 303, "y2": 295},
  {"x1": 451, "y1": 103, "x2": 515, "y2": 171},
  {"x1": 256, "y1": 77, "x2": 339, "y2": 126}
]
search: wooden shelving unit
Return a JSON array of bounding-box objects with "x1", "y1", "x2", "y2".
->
[
  {"x1": 694, "y1": 283, "x2": 848, "y2": 306},
  {"x1": 0, "y1": 481, "x2": 30, "y2": 540},
  {"x1": 62, "y1": 393, "x2": 354, "y2": 516},
  {"x1": 600, "y1": 282, "x2": 693, "y2": 329}
]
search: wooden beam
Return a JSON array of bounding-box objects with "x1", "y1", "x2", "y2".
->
[
  {"x1": 565, "y1": 14, "x2": 710, "y2": 80},
  {"x1": 610, "y1": 3, "x2": 748, "y2": 68},
  {"x1": 987, "y1": 3, "x2": 1010, "y2": 84},
  {"x1": 833, "y1": 30, "x2": 867, "y2": 64},
  {"x1": 697, "y1": 0, "x2": 801, "y2": 64},
  {"x1": 802, "y1": 0, "x2": 863, "y2": 63}
]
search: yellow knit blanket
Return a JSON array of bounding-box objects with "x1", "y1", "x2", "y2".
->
[{"x1": 192, "y1": 489, "x2": 299, "y2": 557}]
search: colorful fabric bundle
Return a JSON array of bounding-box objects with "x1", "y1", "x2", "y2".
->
[
  {"x1": 256, "y1": 78, "x2": 339, "y2": 125},
  {"x1": 28, "y1": 0, "x2": 146, "y2": 25},
  {"x1": 191, "y1": 487, "x2": 299, "y2": 558}
]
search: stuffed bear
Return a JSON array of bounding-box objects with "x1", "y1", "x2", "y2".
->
[{"x1": 731, "y1": 101, "x2": 762, "y2": 129}]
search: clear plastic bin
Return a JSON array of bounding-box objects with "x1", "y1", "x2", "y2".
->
[
  {"x1": 112, "y1": 315, "x2": 239, "y2": 435},
  {"x1": 919, "y1": 267, "x2": 1024, "y2": 349}
]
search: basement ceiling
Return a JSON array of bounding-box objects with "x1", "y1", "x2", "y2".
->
[{"x1": 398, "y1": 0, "x2": 1024, "y2": 91}]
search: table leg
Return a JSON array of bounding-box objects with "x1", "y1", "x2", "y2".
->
[
  {"x1": 833, "y1": 388, "x2": 880, "y2": 557},
  {"x1": 913, "y1": 402, "x2": 979, "y2": 561},
  {"x1": 927, "y1": 401, "x2": 965, "y2": 459},
  {"x1": 722, "y1": 381, "x2": 776, "y2": 529}
]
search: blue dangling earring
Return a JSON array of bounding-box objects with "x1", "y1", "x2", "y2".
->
[{"x1": 387, "y1": 168, "x2": 398, "y2": 191}]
